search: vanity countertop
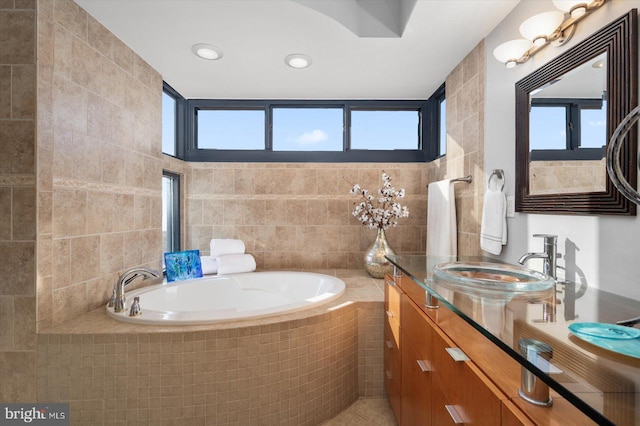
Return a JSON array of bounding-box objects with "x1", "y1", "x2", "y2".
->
[{"x1": 388, "y1": 254, "x2": 640, "y2": 426}]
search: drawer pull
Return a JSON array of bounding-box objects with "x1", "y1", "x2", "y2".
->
[
  {"x1": 445, "y1": 405, "x2": 464, "y2": 424},
  {"x1": 416, "y1": 359, "x2": 430, "y2": 372},
  {"x1": 445, "y1": 347, "x2": 470, "y2": 362},
  {"x1": 386, "y1": 279, "x2": 396, "y2": 287},
  {"x1": 385, "y1": 340, "x2": 395, "y2": 349},
  {"x1": 385, "y1": 370, "x2": 393, "y2": 380},
  {"x1": 386, "y1": 310, "x2": 394, "y2": 318}
]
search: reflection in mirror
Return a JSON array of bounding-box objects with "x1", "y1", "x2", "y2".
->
[
  {"x1": 515, "y1": 10, "x2": 637, "y2": 215},
  {"x1": 529, "y1": 53, "x2": 607, "y2": 195}
]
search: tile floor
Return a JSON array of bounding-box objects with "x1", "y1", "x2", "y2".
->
[{"x1": 322, "y1": 397, "x2": 397, "y2": 425}]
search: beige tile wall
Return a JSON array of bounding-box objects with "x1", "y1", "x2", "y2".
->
[
  {"x1": 37, "y1": 304, "x2": 361, "y2": 426},
  {"x1": 0, "y1": 0, "x2": 38, "y2": 403},
  {"x1": 37, "y1": 0, "x2": 164, "y2": 330},
  {"x1": 427, "y1": 41, "x2": 485, "y2": 256},
  {"x1": 183, "y1": 163, "x2": 428, "y2": 270}
]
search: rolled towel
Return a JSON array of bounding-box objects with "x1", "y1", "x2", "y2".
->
[
  {"x1": 216, "y1": 254, "x2": 257, "y2": 275},
  {"x1": 200, "y1": 256, "x2": 218, "y2": 275},
  {"x1": 210, "y1": 239, "x2": 245, "y2": 257}
]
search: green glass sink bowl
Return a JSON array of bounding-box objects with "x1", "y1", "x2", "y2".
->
[{"x1": 433, "y1": 261, "x2": 555, "y2": 294}]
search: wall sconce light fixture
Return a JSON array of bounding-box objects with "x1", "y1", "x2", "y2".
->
[{"x1": 493, "y1": 0, "x2": 607, "y2": 68}]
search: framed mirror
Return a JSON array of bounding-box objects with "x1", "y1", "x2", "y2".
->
[{"x1": 515, "y1": 10, "x2": 637, "y2": 215}]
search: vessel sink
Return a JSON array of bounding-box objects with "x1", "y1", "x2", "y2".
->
[{"x1": 433, "y1": 261, "x2": 555, "y2": 294}]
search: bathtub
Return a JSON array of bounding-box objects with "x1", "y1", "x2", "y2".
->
[{"x1": 106, "y1": 271, "x2": 346, "y2": 325}]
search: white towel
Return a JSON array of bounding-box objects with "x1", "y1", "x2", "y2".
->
[
  {"x1": 427, "y1": 179, "x2": 457, "y2": 256},
  {"x1": 480, "y1": 184, "x2": 507, "y2": 255},
  {"x1": 200, "y1": 256, "x2": 218, "y2": 275},
  {"x1": 210, "y1": 239, "x2": 245, "y2": 257},
  {"x1": 216, "y1": 254, "x2": 257, "y2": 275}
]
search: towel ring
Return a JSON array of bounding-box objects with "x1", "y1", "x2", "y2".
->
[{"x1": 488, "y1": 169, "x2": 505, "y2": 191}]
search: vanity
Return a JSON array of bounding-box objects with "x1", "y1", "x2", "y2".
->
[{"x1": 384, "y1": 255, "x2": 640, "y2": 426}]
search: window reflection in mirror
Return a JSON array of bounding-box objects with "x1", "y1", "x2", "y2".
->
[{"x1": 528, "y1": 53, "x2": 607, "y2": 195}]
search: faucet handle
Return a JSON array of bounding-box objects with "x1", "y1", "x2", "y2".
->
[{"x1": 533, "y1": 234, "x2": 557, "y2": 241}]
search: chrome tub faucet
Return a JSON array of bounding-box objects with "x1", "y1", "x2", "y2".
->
[{"x1": 110, "y1": 267, "x2": 161, "y2": 313}]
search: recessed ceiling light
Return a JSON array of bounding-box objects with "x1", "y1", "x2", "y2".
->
[
  {"x1": 192, "y1": 43, "x2": 223, "y2": 60},
  {"x1": 285, "y1": 54, "x2": 312, "y2": 69}
]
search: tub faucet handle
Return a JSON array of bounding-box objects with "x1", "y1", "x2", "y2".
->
[{"x1": 129, "y1": 297, "x2": 141, "y2": 317}]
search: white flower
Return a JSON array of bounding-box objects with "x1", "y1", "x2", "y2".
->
[{"x1": 347, "y1": 171, "x2": 410, "y2": 231}]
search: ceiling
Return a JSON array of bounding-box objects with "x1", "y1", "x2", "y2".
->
[{"x1": 74, "y1": 0, "x2": 520, "y2": 100}]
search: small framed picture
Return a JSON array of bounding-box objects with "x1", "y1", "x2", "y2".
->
[{"x1": 164, "y1": 250, "x2": 203, "y2": 282}]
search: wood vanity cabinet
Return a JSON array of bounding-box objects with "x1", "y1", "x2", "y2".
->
[
  {"x1": 384, "y1": 274, "x2": 532, "y2": 425},
  {"x1": 384, "y1": 274, "x2": 595, "y2": 425}
]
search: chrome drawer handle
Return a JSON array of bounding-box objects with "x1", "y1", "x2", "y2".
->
[
  {"x1": 445, "y1": 405, "x2": 464, "y2": 424},
  {"x1": 386, "y1": 370, "x2": 393, "y2": 380},
  {"x1": 445, "y1": 347, "x2": 470, "y2": 362},
  {"x1": 416, "y1": 359, "x2": 430, "y2": 372},
  {"x1": 385, "y1": 340, "x2": 394, "y2": 349},
  {"x1": 386, "y1": 310, "x2": 394, "y2": 318},
  {"x1": 386, "y1": 279, "x2": 396, "y2": 287}
]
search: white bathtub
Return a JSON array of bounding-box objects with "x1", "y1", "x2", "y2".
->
[{"x1": 106, "y1": 271, "x2": 346, "y2": 325}]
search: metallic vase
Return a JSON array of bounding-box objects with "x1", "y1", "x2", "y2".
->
[{"x1": 364, "y1": 228, "x2": 396, "y2": 278}]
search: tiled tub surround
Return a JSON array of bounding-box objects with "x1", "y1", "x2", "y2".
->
[
  {"x1": 183, "y1": 163, "x2": 428, "y2": 271},
  {"x1": 37, "y1": 270, "x2": 385, "y2": 426}
]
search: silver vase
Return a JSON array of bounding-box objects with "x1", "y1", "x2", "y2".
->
[{"x1": 364, "y1": 228, "x2": 396, "y2": 279}]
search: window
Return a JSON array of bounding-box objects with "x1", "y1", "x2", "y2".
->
[
  {"x1": 168, "y1": 82, "x2": 446, "y2": 162},
  {"x1": 273, "y1": 107, "x2": 343, "y2": 151},
  {"x1": 439, "y1": 98, "x2": 447, "y2": 156},
  {"x1": 350, "y1": 110, "x2": 419, "y2": 150},
  {"x1": 162, "y1": 82, "x2": 185, "y2": 157},
  {"x1": 197, "y1": 109, "x2": 265, "y2": 150},
  {"x1": 529, "y1": 98, "x2": 606, "y2": 161},
  {"x1": 162, "y1": 171, "x2": 180, "y2": 254}
]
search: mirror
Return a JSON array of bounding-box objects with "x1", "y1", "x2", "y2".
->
[{"x1": 515, "y1": 10, "x2": 637, "y2": 215}]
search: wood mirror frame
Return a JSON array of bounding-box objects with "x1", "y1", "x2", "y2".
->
[{"x1": 515, "y1": 10, "x2": 638, "y2": 215}]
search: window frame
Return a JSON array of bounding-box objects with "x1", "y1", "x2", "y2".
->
[
  {"x1": 162, "y1": 171, "x2": 181, "y2": 254},
  {"x1": 162, "y1": 82, "x2": 187, "y2": 158},
  {"x1": 184, "y1": 99, "x2": 434, "y2": 162},
  {"x1": 166, "y1": 81, "x2": 446, "y2": 163}
]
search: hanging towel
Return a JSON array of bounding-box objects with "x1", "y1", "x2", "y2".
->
[
  {"x1": 200, "y1": 256, "x2": 218, "y2": 275},
  {"x1": 216, "y1": 254, "x2": 257, "y2": 275},
  {"x1": 427, "y1": 179, "x2": 457, "y2": 256},
  {"x1": 210, "y1": 239, "x2": 246, "y2": 257},
  {"x1": 480, "y1": 175, "x2": 507, "y2": 255}
]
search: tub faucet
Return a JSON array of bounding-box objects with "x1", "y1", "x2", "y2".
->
[
  {"x1": 112, "y1": 267, "x2": 161, "y2": 313},
  {"x1": 518, "y1": 234, "x2": 558, "y2": 280}
]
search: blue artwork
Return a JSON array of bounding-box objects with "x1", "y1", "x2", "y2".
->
[{"x1": 164, "y1": 250, "x2": 203, "y2": 282}]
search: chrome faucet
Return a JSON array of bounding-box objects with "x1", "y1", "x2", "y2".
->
[
  {"x1": 112, "y1": 267, "x2": 161, "y2": 313},
  {"x1": 518, "y1": 234, "x2": 558, "y2": 279}
]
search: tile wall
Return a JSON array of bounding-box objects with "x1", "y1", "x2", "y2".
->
[
  {"x1": 426, "y1": 41, "x2": 485, "y2": 256},
  {"x1": 36, "y1": 0, "x2": 164, "y2": 330},
  {"x1": 0, "y1": 0, "x2": 38, "y2": 402},
  {"x1": 183, "y1": 163, "x2": 428, "y2": 269}
]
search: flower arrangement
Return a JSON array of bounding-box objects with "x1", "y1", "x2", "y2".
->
[{"x1": 349, "y1": 171, "x2": 410, "y2": 230}]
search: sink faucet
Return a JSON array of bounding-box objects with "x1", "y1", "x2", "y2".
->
[
  {"x1": 518, "y1": 234, "x2": 558, "y2": 279},
  {"x1": 112, "y1": 267, "x2": 161, "y2": 313}
]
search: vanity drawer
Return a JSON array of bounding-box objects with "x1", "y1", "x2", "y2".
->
[
  {"x1": 401, "y1": 330, "x2": 433, "y2": 426},
  {"x1": 431, "y1": 322, "x2": 503, "y2": 424},
  {"x1": 401, "y1": 294, "x2": 432, "y2": 359}
]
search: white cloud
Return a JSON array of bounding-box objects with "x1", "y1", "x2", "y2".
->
[
  {"x1": 588, "y1": 120, "x2": 606, "y2": 127},
  {"x1": 296, "y1": 129, "x2": 328, "y2": 145}
]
